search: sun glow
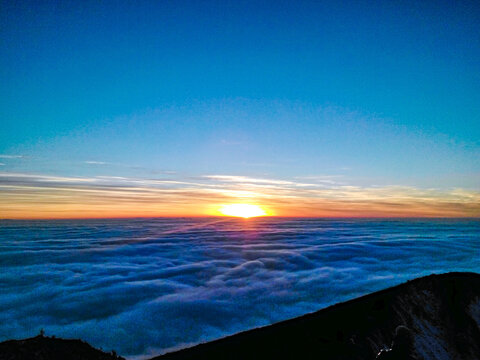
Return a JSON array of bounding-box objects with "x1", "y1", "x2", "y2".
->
[{"x1": 218, "y1": 204, "x2": 267, "y2": 218}]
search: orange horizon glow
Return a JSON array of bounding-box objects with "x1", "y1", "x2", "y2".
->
[
  {"x1": 1, "y1": 173, "x2": 479, "y2": 220},
  {"x1": 2, "y1": 207, "x2": 479, "y2": 220},
  {"x1": 2, "y1": 213, "x2": 479, "y2": 220},
  {"x1": 2, "y1": 199, "x2": 480, "y2": 219},
  {"x1": 217, "y1": 204, "x2": 268, "y2": 218},
  {"x1": 1, "y1": 204, "x2": 479, "y2": 221}
]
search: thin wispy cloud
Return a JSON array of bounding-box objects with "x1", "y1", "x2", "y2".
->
[
  {"x1": 84, "y1": 161, "x2": 108, "y2": 165},
  {"x1": 1, "y1": 172, "x2": 479, "y2": 219},
  {"x1": 294, "y1": 175, "x2": 344, "y2": 184},
  {"x1": 205, "y1": 175, "x2": 287, "y2": 184},
  {"x1": 0, "y1": 154, "x2": 24, "y2": 159},
  {"x1": 204, "y1": 175, "x2": 312, "y2": 186}
]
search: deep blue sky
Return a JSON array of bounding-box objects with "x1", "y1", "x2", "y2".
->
[{"x1": 1, "y1": 0, "x2": 479, "y2": 190}]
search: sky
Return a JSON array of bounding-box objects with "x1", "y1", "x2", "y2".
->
[{"x1": 1, "y1": 0, "x2": 479, "y2": 218}]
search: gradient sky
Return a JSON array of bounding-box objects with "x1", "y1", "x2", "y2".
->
[{"x1": 1, "y1": 0, "x2": 479, "y2": 218}]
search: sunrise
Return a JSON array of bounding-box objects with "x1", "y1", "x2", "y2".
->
[
  {"x1": 1, "y1": 1, "x2": 479, "y2": 360},
  {"x1": 217, "y1": 204, "x2": 268, "y2": 218}
]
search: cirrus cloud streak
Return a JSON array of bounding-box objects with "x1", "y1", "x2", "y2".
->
[{"x1": 0, "y1": 172, "x2": 479, "y2": 218}]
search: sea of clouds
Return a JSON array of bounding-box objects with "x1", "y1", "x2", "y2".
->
[{"x1": 0, "y1": 218, "x2": 479, "y2": 359}]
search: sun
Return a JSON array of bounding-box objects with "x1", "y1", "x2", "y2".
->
[{"x1": 218, "y1": 204, "x2": 267, "y2": 218}]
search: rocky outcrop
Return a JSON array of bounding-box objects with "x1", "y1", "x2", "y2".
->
[{"x1": 0, "y1": 335, "x2": 124, "y2": 360}]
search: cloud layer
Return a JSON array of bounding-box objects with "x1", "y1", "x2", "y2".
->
[
  {"x1": 1, "y1": 172, "x2": 479, "y2": 218},
  {"x1": 0, "y1": 218, "x2": 479, "y2": 359}
]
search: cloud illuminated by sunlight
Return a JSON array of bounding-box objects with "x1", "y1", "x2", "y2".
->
[{"x1": 1, "y1": 172, "x2": 479, "y2": 218}]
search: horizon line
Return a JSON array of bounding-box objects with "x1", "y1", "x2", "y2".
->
[{"x1": 1, "y1": 215, "x2": 479, "y2": 221}]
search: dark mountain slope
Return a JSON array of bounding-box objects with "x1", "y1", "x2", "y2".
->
[
  {"x1": 0, "y1": 335, "x2": 124, "y2": 360},
  {"x1": 155, "y1": 272, "x2": 480, "y2": 360}
]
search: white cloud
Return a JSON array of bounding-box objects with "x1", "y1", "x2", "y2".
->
[
  {"x1": 84, "y1": 161, "x2": 107, "y2": 165},
  {"x1": 0, "y1": 154, "x2": 24, "y2": 159}
]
